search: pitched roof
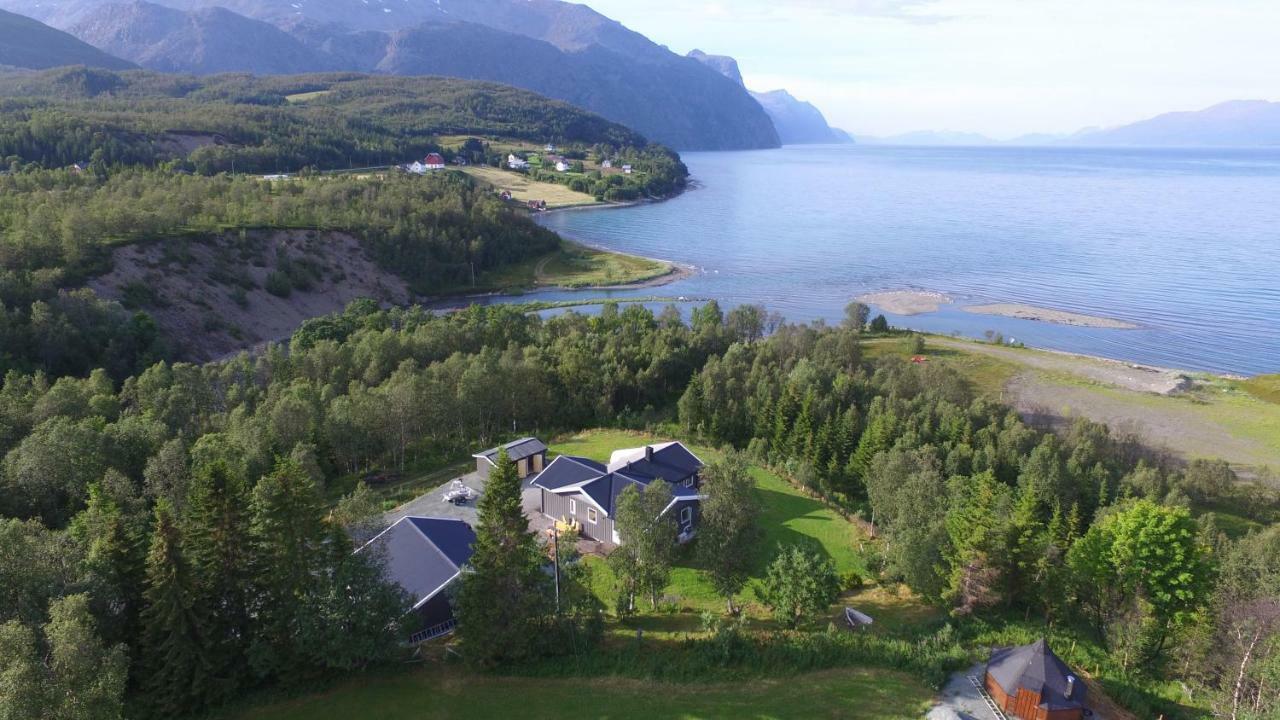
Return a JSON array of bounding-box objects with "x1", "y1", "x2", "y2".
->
[
  {"x1": 474, "y1": 437, "x2": 548, "y2": 464},
  {"x1": 530, "y1": 455, "x2": 607, "y2": 491},
  {"x1": 986, "y1": 639, "x2": 1086, "y2": 711},
  {"x1": 424, "y1": 153, "x2": 445, "y2": 165},
  {"x1": 357, "y1": 516, "x2": 476, "y2": 609},
  {"x1": 607, "y1": 442, "x2": 704, "y2": 484}
]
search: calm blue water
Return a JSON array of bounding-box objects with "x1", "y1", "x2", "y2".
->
[{"x1": 508, "y1": 146, "x2": 1280, "y2": 375}]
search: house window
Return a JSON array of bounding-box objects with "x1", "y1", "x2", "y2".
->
[
  {"x1": 587, "y1": 507, "x2": 598, "y2": 524},
  {"x1": 680, "y1": 506, "x2": 693, "y2": 526},
  {"x1": 683, "y1": 475, "x2": 695, "y2": 488},
  {"x1": 569, "y1": 498, "x2": 577, "y2": 516}
]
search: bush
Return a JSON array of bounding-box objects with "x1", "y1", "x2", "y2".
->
[{"x1": 264, "y1": 271, "x2": 292, "y2": 298}]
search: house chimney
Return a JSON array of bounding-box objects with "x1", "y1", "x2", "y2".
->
[
  {"x1": 1065, "y1": 675, "x2": 1076, "y2": 699},
  {"x1": 645, "y1": 445, "x2": 653, "y2": 462}
]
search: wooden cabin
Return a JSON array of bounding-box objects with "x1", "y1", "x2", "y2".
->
[{"x1": 984, "y1": 639, "x2": 1086, "y2": 720}]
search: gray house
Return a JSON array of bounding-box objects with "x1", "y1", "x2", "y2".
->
[
  {"x1": 530, "y1": 442, "x2": 704, "y2": 545},
  {"x1": 473, "y1": 437, "x2": 548, "y2": 480},
  {"x1": 356, "y1": 516, "x2": 476, "y2": 640}
]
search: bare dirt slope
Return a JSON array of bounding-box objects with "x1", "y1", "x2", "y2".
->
[{"x1": 89, "y1": 229, "x2": 410, "y2": 362}]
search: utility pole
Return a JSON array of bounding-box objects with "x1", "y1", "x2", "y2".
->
[{"x1": 552, "y1": 527, "x2": 562, "y2": 613}]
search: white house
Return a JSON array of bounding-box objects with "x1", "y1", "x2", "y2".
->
[
  {"x1": 622, "y1": 164, "x2": 633, "y2": 174},
  {"x1": 601, "y1": 159, "x2": 613, "y2": 169},
  {"x1": 555, "y1": 160, "x2": 571, "y2": 172},
  {"x1": 544, "y1": 143, "x2": 557, "y2": 153},
  {"x1": 508, "y1": 154, "x2": 529, "y2": 170}
]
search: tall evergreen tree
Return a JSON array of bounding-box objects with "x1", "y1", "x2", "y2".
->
[
  {"x1": 943, "y1": 471, "x2": 1011, "y2": 615},
  {"x1": 139, "y1": 500, "x2": 213, "y2": 717},
  {"x1": 184, "y1": 460, "x2": 252, "y2": 699},
  {"x1": 455, "y1": 450, "x2": 550, "y2": 667},
  {"x1": 248, "y1": 457, "x2": 328, "y2": 681}
]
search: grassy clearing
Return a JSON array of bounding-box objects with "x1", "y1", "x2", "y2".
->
[
  {"x1": 235, "y1": 666, "x2": 933, "y2": 720},
  {"x1": 1243, "y1": 374, "x2": 1280, "y2": 404},
  {"x1": 863, "y1": 335, "x2": 1019, "y2": 398},
  {"x1": 283, "y1": 90, "x2": 332, "y2": 103},
  {"x1": 459, "y1": 165, "x2": 599, "y2": 208},
  {"x1": 475, "y1": 241, "x2": 672, "y2": 292}
]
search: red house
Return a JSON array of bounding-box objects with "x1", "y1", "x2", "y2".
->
[{"x1": 424, "y1": 153, "x2": 446, "y2": 170}]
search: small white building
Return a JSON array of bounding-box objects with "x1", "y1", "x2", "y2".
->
[
  {"x1": 601, "y1": 159, "x2": 613, "y2": 169},
  {"x1": 555, "y1": 160, "x2": 571, "y2": 172},
  {"x1": 544, "y1": 143, "x2": 557, "y2": 153},
  {"x1": 507, "y1": 154, "x2": 529, "y2": 170},
  {"x1": 622, "y1": 164, "x2": 633, "y2": 174}
]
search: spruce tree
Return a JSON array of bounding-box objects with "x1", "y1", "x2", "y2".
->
[
  {"x1": 184, "y1": 460, "x2": 252, "y2": 699},
  {"x1": 139, "y1": 500, "x2": 213, "y2": 717},
  {"x1": 248, "y1": 457, "x2": 328, "y2": 681},
  {"x1": 455, "y1": 449, "x2": 550, "y2": 667}
]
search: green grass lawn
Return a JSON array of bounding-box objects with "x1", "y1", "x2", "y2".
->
[
  {"x1": 1243, "y1": 374, "x2": 1280, "y2": 404},
  {"x1": 235, "y1": 666, "x2": 933, "y2": 720},
  {"x1": 471, "y1": 241, "x2": 672, "y2": 292},
  {"x1": 550, "y1": 430, "x2": 872, "y2": 617}
]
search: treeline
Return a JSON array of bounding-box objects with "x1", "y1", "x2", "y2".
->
[
  {"x1": 2, "y1": 300, "x2": 1275, "y2": 717},
  {"x1": 0, "y1": 168, "x2": 558, "y2": 378},
  {"x1": 0, "y1": 68, "x2": 670, "y2": 175},
  {"x1": 677, "y1": 306, "x2": 1279, "y2": 716}
]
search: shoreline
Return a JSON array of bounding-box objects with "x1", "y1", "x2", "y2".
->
[{"x1": 856, "y1": 289, "x2": 1139, "y2": 330}]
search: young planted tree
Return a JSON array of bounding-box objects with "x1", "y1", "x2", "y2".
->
[
  {"x1": 758, "y1": 544, "x2": 840, "y2": 628},
  {"x1": 611, "y1": 481, "x2": 677, "y2": 612},
  {"x1": 455, "y1": 449, "x2": 551, "y2": 667},
  {"x1": 697, "y1": 451, "x2": 762, "y2": 614}
]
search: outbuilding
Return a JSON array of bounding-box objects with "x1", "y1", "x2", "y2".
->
[
  {"x1": 472, "y1": 437, "x2": 548, "y2": 480},
  {"x1": 356, "y1": 516, "x2": 475, "y2": 641},
  {"x1": 984, "y1": 639, "x2": 1087, "y2": 720}
]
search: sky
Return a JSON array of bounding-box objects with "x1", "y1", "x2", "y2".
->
[{"x1": 583, "y1": 0, "x2": 1280, "y2": 139}]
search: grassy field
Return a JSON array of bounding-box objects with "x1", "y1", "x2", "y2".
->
[
  {"x1": 867, "y1": 335, "x2": 1280, "y2": 472},
  {"x1": 283, "y1": 90, "x2": 332, "y2": 103},
  {"x1": 236, "y1": 666, "x2": 933, "y2": 720},
  {"x1": 474, "y1": 240, "x2": 674, "y2": 291},
  {"x1": 460, "y1": 165, "x2": 599, "y2": 208}
]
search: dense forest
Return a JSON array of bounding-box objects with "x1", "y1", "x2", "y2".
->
[
  {"x1": 0, "y1": 300, "x2": 1275, "y2": 717},
  {"x1": 0, "y1": 168, "x2": 559, "y2": 378},
  {"x1": 0, "y1": 68, "x2": 680, "y2": 174}
]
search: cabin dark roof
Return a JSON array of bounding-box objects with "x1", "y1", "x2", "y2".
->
[
  {"x1": 607, "y1": 442, "x2": 703, "y2": 484},
  {"x1": 530, "y1": 455, "x2": 607, "y2": 491},
  {"x1": 986, "y1": 639, "x2": 1086, "y2": 711},
  {"x1": 474, "y1": 437, "x2": 547, "y2": 464},
  {"x1": 532, "y1": 443, "x2": 704, "y2": 518},
  {"x1": 357, "y1": 516, "x2": 476, "y2": 609}
]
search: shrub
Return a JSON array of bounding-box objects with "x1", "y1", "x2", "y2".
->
[{"x1": 264, "y1": 271, "x2": 292, "y2": 298}]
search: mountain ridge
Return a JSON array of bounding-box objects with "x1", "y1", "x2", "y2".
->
[{"x1": 0, "y1": 8, "x2": 134, "y2": 70}]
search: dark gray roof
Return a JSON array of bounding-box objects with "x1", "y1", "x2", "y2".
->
[
  {"x1": 987, "y1": 639, "x2": 1086, "y2": 710},
  {"x1": 474, "y1": 437, "x2": 547, "y2": 464},
  {"x1": 530, "y1": 455, "x2": 608, "y2": 491},
  {"x1": 610, "y1": 443, "x2": 703, "y2": 484},
  {"x1": 357, "y1": 516, "x2": 476, "y2": 608}
]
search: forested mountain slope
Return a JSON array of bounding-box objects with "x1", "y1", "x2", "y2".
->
[
  {"x1": 0, "y1": 0, "x2": 781, "y2": 150},
  {"x1": 0, "y1": 8, "x2": 134, "y2": 70}
]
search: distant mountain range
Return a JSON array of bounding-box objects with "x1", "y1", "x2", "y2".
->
[
  {"x1": 0, "y1": 0, "x2": 779, "y2": 151},
  {"x1": 687, "y1": 49, "x2": 852, "y2": 145},
  {"x1": 862, "y1": 100, "x2": 1280, "y2": 148},
  {"x1": 0, "y1": 8, "x2": 133, "y2": 70}
]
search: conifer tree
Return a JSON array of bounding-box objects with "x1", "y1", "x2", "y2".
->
[
  {"x1": 943, "y1": 471, "x2": 1011, "y2": 615},
  {"x1": 248, "y1": 456, "x2": 328, "y2": 681},
  {"x1": 140, "y1": 500, "x2": 213, "y2": 717},
  {"x1": 455, "y1": 450, "x2": 550, "y2": 667},
  {"x1": 70, "y1": 481, "x2": 146, "y2": 648},
  {"x1": 184, "y1": 460, "x2": 252, "y2": 699}
]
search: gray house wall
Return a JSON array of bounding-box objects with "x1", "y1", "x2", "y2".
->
[{"x1": 541, "y1": 489, "x2": 615, "y2": 542}]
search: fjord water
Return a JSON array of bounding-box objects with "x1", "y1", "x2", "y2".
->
[{"x1": 538, "y1": 145, "x2": 1280, "y2": 376}]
